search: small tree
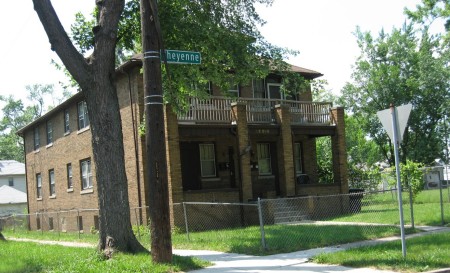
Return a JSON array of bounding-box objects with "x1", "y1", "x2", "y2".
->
[{"x1": 400, "y1": 160, "x2": 425, "y2": 201}]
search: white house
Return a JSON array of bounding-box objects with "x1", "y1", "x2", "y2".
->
[
  {"x1": 0, "y1": 185, "x2": 27, "y2": 216},
  {"x1": 0, "y1": 160, "x2": 26, "y2": 193}
]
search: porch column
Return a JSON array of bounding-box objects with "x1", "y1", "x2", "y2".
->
[
  {"x1": 274, "y1": 104, "x2": 296, "y2": 197},
  {"x1": 164, "y1": 104, "x2": 183, "y2": 227},
  {"x1": 331, "y1": 107, "x2": 349, "y2": 194},
  {"x1": 231, "y1": 102, "x2": 252, "y2": 202}
]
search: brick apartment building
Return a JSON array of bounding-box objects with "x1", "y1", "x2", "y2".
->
[{"x1": 18, "y1": 55, "x2": 348, "y2": 231}]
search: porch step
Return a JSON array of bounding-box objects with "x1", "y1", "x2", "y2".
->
[{"x1": 272, "y1": 199, "x2": 309, "y2": 224}]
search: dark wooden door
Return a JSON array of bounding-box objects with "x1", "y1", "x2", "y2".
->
[{"x1": 180, "y1": 142, "x2": 201, "y2": 190}]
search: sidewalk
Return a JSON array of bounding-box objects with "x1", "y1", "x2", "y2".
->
[{"x1": 173, "y1": 226, "x2": 450, "y2": 273}]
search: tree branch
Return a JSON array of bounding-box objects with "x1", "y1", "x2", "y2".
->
[{"x1": 32, "y1": 0, "x2": 92, "y2": 89}]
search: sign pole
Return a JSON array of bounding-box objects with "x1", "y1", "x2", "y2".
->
[{"x1": 391, "y1": 104, "x2": 407, "y2": 258}]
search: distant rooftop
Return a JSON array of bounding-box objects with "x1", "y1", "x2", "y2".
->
[
  {"x1": 0, "y1": 185, "x2": 27, "y2": 204},
  {"x1": 0, "y1": 160, "x2": 25, "y2": 176}
]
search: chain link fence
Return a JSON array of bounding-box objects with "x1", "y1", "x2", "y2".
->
[{"x1": 1, "y1": 188, "x2": 449, "y2": 253}]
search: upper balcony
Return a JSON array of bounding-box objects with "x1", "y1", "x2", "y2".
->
[{"x1": 177, "y1": 96, "x2": 334, "y2": 126}]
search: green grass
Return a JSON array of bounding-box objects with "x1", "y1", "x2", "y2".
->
[
  {"x1": 4, "y1": 224, "x2": 412, "y2": 256},
  {"x1": 0, "y1": 240, "x2": 208, "y2": 273},
  {"x1": 313, "y1": 231, "x2": 450, "y2": 273},
  {"x1": 327, "y1": 189, "x2": 450, "y2": 226}
]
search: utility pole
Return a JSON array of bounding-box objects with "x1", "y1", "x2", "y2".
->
[{"x1": 140, "y1": 0, "x2": 172, "y2": 263}]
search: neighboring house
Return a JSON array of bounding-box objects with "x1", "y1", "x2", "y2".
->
[
  {"x1": 0, "y1": 185, "x2": 27, "y2": 216},
  {"x1": 17, "y1": 55, "x2": 348, "y2": 231},
  {"x1": 0, "y1": 160, "x2": 26, "y2": 193}
]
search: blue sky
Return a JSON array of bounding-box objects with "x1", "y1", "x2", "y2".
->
[{"x1": 0, "y1": 0, "x2": 434, "y2": 103}]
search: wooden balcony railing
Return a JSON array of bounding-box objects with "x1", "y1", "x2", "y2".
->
[{"x1": 177, "y1": 97, "x2": 333, "y2": 125}]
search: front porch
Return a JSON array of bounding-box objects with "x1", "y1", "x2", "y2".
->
[{"x1": 164, "y1": 97, "x2": 348, "y2": 206}]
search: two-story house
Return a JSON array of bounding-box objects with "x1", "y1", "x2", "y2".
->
[{"x1": 18, "y1": 55, "x2": 348, "y2": 231}]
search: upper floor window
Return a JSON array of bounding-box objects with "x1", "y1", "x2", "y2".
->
[
  {"x1": 46, "y1": 121, "x2": 53, "y2": 145},
  {"x1": 257, "y1": 143, "x2": 272, "y2": 175},
  {"x1": 64, "y1": 109, "x2": 70, "y2": 134},
  {"x1": 77, "y1": 101, "x2": 90, "y2": 130},
  {"x1": 252, "y1": 79, "x2": 266, "y2": 99},
  {"x1": 67, "y1": 163, "x2": 73, "y2": 189},
  {"x1": 81, "y1": 158, "x2": 93, "y2": 190},
  {"x1": 49, "y1": 169, "x2": 55, "y2": 196},
  {"x1": 34, "y1": 127, "x2": 40, "y2": 150},
  {"x1": 228, "y1": 83, "x2": 240, "y2": 98},
  {"x1": 294, "y1": 143, "x2": 303, "y2": 174},
  {"x1": 199, "y1": 144, "x2": 216, "y2": 177},
  {"x1": 8, "y1": 177, "x2": 14, "y2": 187},
  {"x1": 36, "y1": 173, "x2": 42, "y2": 198}
]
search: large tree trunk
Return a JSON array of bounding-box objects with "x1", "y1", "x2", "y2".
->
[{"x1": 32, "y1": 0, "x2": 145, "y2": 253}]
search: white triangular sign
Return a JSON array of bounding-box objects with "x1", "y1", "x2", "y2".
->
[{"x1": 377, "y1": 104, "x2": 412, "y2": 144}]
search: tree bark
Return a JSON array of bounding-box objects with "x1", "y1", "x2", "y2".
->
[
  {"x1": 141, "y1": 0, "x2": 173, "y2": 263},
  {"x1": 32, "y1": 0, "x2": 146, "y2": 254}
]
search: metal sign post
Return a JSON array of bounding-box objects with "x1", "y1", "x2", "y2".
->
[
  {"x1": 391, "y1": 105, "x2": 407, "y2": 258},
  {"x1": 377, "y1": 103, "x2": 412, "y2": 258}
]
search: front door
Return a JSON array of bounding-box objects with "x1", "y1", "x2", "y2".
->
[{"x1": 180, "y1": 142, "x2": 201, "y2": 190}]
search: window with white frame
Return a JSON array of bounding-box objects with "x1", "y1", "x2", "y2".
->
[
  {"x1": 80, "y1": 159, "x2": 93, "y2": 190},
  {"x1": 64, "y1": 109, "x2": 70, "y2": 133},
  {"x1": 252, "y1": 79, "x2": 265, "y2": 98},
  {"x1": 46, "y1": 121, "x2": 53, "y2": 145},
  {"x1": 49, "y1": 169, "x2": 55, "y2": 196},
  {"x1": 228, "y1": 81, "x2": 240, "y2": 97},
  {"x1": 199, "y1": 144, "x2": 216, "y2": 177},
  {"x1": 294, "y1": 143, "x2": 303, "y2": 174},
  {"x1": 36, "y1": 173, "x2": 42, "y2": 198},
  {"x1": 77, "y1": 101, "x2": 90, "y2": 130},
  {"x1": 257, "y1": 143, "x2": 272, "y2": 175},
  {"x1": 67, "y1": 163, "x2": 73, "y2": 189},
  {"x1": 34, "y1": 127, "x2": 40, "y2": 150}
]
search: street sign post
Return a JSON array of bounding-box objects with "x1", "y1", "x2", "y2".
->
[
  {"x1": 162, "y1": 50, "x2": 201, "y2": 64},
  {"x1": 377, "y1": 103, "x2": 412, "y2": 258}
]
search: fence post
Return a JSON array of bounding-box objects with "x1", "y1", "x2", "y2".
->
[
  {"x1": 439, "y1": 182, "x2": 445, "y2": 225},
  {"x1": 13, "y1": 215, "x2": 16, "y2": 233},
  {"x1": 77, "y1": 210, "x2": 80, "y2": 239},
  {"x1": 57, "y1": 211, "x2": 60, "y2": 239},
  {"x1": 408, "y1": 186, "x2": 415, "y2": 229},
  {"x1": 182, "y1": 202, "x2": 190, "y2": 241},
  {"x1": 257, "y1": 198, "x2": 267, "y2": 250}
]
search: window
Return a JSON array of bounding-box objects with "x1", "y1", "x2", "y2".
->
[
  {"x1": 252, "y1": 79, "x2": 266, "y2": 98},
  {"x1": 77, "y1": 101, "x2": 90, "y2": 130},
  {"x1": 199, "y1": 144, "x2": 216, "y2": 177},
  {"x1": 228, "y1": 81, "x2": 240, "y2": 97},
  {"x1": 46, "y1": 121, "x2": 53, "y2": 145},
  {"x1": 34, "y1": 127, "x2": 40, "y2": 150},
  {"x1": 267, "y1": 83, "x2": 283, "y2": 100},
  {"x1": 67, "y1": 163, "x2": 73, "y2": 189},
  {"x1": 64, "y1": 109, "x2": 70, "y2": 133},
  {"x1": 94, "y1": 215, "x2": 99, "y2": 231},
  {"x1": 77, "y1": 216, "x2": 83, "y2": 231},
  {"x1": 36, "y1": 216, "x2": 41, "y2": 230},
  {"x1": 257, "y1": 143, "x2": 272, "y2": 175},
  {"x1": 81, "y1": 159, "x2": 93, "y2": 189},
  {"x1": 49, "y1": 169, "x2": 55, "y2": 196},
  {"x1": 36, "y1": 173, "x2": 42, "y2": 198},
  {"x1": 49, "y1": 217, "x2": 54, "y2": 230},
  {"x1": 294, "y1": 143, "x2": 303, "y2": 174},
  {"x1": 8, "y1": 177, "x2": 13, "y2": 187}
]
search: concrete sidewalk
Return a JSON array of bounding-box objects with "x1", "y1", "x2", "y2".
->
[{"x1": 174, "y1": 226, "x2": 450, "y2": 273}]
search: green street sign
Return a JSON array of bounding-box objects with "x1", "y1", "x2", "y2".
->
[{"x1": 163, "y1": 50, "x2": 201, "y2": 64}]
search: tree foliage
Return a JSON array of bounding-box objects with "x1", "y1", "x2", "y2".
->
[
  {"x1": 340, "y1": 23, "x2": 449, "y2": 166},
  {"x1": 0, "y1": 84, "x2": 59, "y2": 162},
  {"x1": 70, "y1": 0, "x2": 300, "y2": 111}
]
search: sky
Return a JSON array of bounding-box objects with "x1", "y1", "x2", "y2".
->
[{"x1": 0, "y1": 0, "x2": 428, "y2": 103}]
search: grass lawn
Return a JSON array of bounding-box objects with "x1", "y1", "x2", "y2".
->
[
  {"x1": 0, "y1": 240, "x2": 208, "y2": 273},
  {"x1": 312, "y1": 231, "x2": 450, "y2": 273},
  {"x1": 4, "y1": 224, "x2": 414, "y2": 256}
]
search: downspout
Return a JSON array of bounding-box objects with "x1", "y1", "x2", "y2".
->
[
  {"x1": 123, "y1": 69, "x2": 143, "y2": 224},
  {"x1": 22, "y1": 136, "x2": 31, "y2": 230}
]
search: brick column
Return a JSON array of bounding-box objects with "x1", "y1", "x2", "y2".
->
[
  {"x1": 164, "y1": 104, "x2": 183, "y2": 227},
  {"x1": 274, "y1": 104, "x2": 296, "y2": 197},
  {"x1": 231, "y1": 102, "x2": 252, "y2": 202},
  {"x1": 331, "y1": 107, "x2": 349, "y2": 194}
]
